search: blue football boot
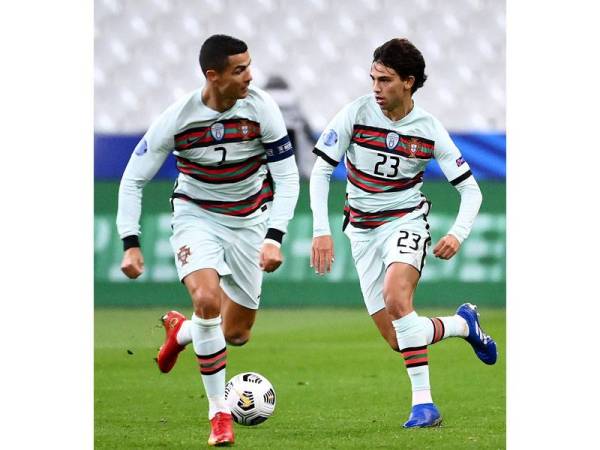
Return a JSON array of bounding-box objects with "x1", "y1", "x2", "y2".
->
[
  {"x1": 403, "y1": 403, "x2": 442, "y2": 428},
  {"x1": 456, "y1": 303, "x2": 497, "y2": 365}
]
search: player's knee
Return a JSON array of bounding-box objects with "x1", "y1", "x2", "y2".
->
[
  {"x1": 384, "y1": 278, "x2": 413, "y2": 300},
  {"x1": 225, "y1": 329, "x2": 251, "y2": 346},
  {"x1": 383, "y1": 290, "x2": 411, "y2": 308},
  {"x1": 190, "y1": 287, "x2": 221, "y2": 318},
  {"x1": 384, "y1": 296, "x2": 413, "y2": 320},
  {"x1": 383, "y1": 285, "x2": 413, "y2": 316}
]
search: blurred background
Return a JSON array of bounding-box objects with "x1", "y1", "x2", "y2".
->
[{"x1": 94, "y1": 0, "x2": 505, "y2": 308}]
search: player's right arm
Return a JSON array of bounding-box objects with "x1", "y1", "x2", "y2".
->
[
  {"x1": 309, "y1": 103, "x2": 355, "y2": 275},
  {"x1": 116, "y1": 108, "x2": 176, "y2": 279}
]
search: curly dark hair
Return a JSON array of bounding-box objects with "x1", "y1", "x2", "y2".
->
[
  {"x1": 373, "y1": 38, "x2": 427, "y2": 94},
  {"x1": 199, "y1": 34, "x2": 248, "y2": 75}
]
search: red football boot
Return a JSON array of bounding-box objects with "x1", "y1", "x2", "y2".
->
[
  {"x1": 156, "y1": 311, "x2": 187, "y2": 373},
  {"x1": 207, "y1": 412, "x2": 235, "y2": 447}
]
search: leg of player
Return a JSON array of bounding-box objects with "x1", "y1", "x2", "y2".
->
[
  {"x1": 157, "y1": 294, "x2": 257, "y2": 343},
  {"x1": 220, "y1": 290, "x2": 257, "y2": 346},
  {"x1": 383, "y1": 262, "x2": 442, "y2": 428},
  {"x1": 156, "y1": 286, "x2": 258, "y2": 371},
  {"x1": 371, "y1": 303, "x2": 497, "y2": 365},
  {"x1": 184, "y1": 268, "x2": 234, "y2": 446},
  {"x1": 371, "y1": 306, "x2": 469, "y2": 350}
]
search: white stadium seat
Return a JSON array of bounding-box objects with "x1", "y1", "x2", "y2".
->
[{"x1": 95, "y1": 0, "x2": 505, "y2": 133}]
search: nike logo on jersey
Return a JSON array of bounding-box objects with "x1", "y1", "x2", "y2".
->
[{"x1": 184, "y1": 137, "x2": 201, "y2": 145}]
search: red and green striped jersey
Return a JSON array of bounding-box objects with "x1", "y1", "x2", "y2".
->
[
  {"x1": 172, "y1": 179, "x2": 274, "y2": 218},
  {"x1": 173, "y1": 119, "x2": 261, "y2": 152},
  {"x1": 117, "y1": 85, "x2": 298, "y2": 238},
  {"x1": 314, "y1": 95, "x2": 472, "y2": 231},
  {"x1": 175, "y1": 153, "x2": 266, "y2": 184}
]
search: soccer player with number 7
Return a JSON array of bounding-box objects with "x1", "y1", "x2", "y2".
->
[
  {"x1": 309, "y1": 38, "x2": 497, "y2": 428},
  {"x1": 116, "y1": 35, "x2": 299, "y2": 446}
]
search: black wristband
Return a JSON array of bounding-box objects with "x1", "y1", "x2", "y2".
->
[
  {"x1": 264, "y1": 228, "x2": 284, "y2": 244},
  {"x1": 122, "y1": 235, "x2": 140, "y2": 251}
]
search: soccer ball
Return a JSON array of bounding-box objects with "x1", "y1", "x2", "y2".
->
[{"x1": 224, "y1": 372, "x2": 276, "y2": 426}]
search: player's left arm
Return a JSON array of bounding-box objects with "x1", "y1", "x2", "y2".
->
[
  {"x1": 259, "y1": 91, "x2": 301, "y2": 272},
  {"x1": 432, "y1": 122, "x2": 483, "y2": 260}
]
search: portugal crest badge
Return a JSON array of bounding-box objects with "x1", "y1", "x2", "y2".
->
[
  {"x1": 407, "y1": 137, "x2": 420, "y2": 157},
  {"x1": 177, "y1": 245, "x2": 192, "y2": 266},
  {"x1": 238, "y1": 119, "x2": 250, "y2": 138},
  {"x1": 211, "y1": 122, "x2": 225, "y2": 141},
  {"x1": 386, "y1": 132, "x2": 400, "y2": 150}
]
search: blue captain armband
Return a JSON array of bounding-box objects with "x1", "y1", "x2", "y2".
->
[{"x1": 264, "y1": 135, "x2": 294, "y2": 162}]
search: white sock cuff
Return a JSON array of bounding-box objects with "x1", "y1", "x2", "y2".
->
[
  {"x1": 191, "y1": 314, "x2": 222, "y2": 327},
  {"x1": 412, "y1": 389, "x2": 433, "y2": 405},
  {"x1": 392, "y1": 311, "x2": 419, "y2": 333},
  {"x1": 207, "y1": 395, "x2": 230, "y2": 419}
]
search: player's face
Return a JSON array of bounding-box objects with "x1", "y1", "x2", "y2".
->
[
  {"x1": 370, "y1": 62, "x2": 414, "y2": 113},
  {"x1": 215, "y1": 51, "x2": 253, "y2": 99}
]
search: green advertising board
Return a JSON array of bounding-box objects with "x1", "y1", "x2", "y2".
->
[{"x1": 95, "y1": 180, "x2": 505, "y2": 308}]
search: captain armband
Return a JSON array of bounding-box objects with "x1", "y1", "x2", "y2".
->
[{"x1": 264, "y1": 136, "x2": 294, "y2": 162}]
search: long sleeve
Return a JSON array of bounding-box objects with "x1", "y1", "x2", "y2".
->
[
  {"x1": 447, "y1": 176, "x2": 483, "y2": 243},
  {"x1": 429, "y1": 116, "x2": 481, "y2": 243},
  {"x1": 116, "y1": 143, "x2": 170, "y2": 238},
  {"x1": 309, "y1": 156, "x2": 335, "y2": 237},
  {"x1": 265, "y1": 155, "x2": 300, "y2": 237},
  {"x1": 257, "y1": 89, "x2": 301, "y2": 243},
  {"x1": 116, "y1": 105, "x2": 176, "y2": 239}
]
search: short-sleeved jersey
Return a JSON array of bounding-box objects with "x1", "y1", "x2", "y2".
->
[
  {"x1": 133, "y1": 85, "x2": 293, "y2": 228},
  {"x1": 314, "y1": 94, "x2": 472, "y2": 231}
]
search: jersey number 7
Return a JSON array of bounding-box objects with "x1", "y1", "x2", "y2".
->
[{"x1": 215, "y1": 146, "x2": 227, "y2": 165}]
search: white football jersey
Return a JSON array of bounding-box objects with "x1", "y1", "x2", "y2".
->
[
  {"x1": 117, "y1": 85, "x2": 297, "y2": 238},
  {"x1": 314, "y1": 94, "x2": 472, "y2": 230}
]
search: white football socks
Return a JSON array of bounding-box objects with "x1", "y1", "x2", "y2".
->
[
  {"x1": 392, "y1": 311, "x2": 433, "y2": 406},
  {"x1": 191, "y1": 314, "x2": 229, "y2": 419},
  {"x1": 419, "y1": 315, "x2": 468, "y2": 345}
]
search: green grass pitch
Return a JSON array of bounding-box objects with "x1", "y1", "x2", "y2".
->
[{"x1": 95, "y1": 307, "x2": 505, "y2": 449}]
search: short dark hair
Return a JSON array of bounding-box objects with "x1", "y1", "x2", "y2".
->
[
  {"x1": 373, "y1": 38, "x2": 427, "y2": 94},
  {"x1": 199, "y1": 34, "x2": 248, "y2": 74}
]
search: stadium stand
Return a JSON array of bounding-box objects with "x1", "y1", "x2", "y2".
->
[{"x1": 94, "y1": 0, "x2": 505, "y2": 135}]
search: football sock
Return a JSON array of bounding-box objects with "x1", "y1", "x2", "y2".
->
[
  {"x1": 419, "y1": 315, "x2": 468, "y2": 345},
  {"x1": 191, "y1": 314, "x2": 229, "y2": 419},
  {"x1": 176, "y1": 320, "x2": 192, "y2": 346},
  {"x1": 392, "y1": 311, "x2": 433, "y2": 406}
]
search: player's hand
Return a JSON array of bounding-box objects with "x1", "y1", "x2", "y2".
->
[
  {"x1": 433, "y1": 234, "x2": 461, "y2": 260},
  {"x1": 121, "y1": 247, "x2": 145, "y2": 279},
  {"x1": 311, "y1": 235, "x2": 334, "y2": 275},
  {"x1": 260, "y1": 243, "x2": 283, "y2": 273}
]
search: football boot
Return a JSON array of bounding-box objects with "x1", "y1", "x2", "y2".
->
[
  {"x1": 208, "y1": 412, "x2": 235, "y2": 446},
  {"x1": 156, "y1": 311, "x2": 187, "y2": 373},
  {"x1": 403, "y1": 403, "x2": 442, "y2": 428},
  {"x1": 456, "y1": 303, "x2": 497, "y2": 365}
]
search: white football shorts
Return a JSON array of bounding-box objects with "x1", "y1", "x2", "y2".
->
[
  {"x1": 170, "y1": 198, "x2": 266, "y2": 310},
  {"x1": 345, "y1": 203, "x2": 432, "y2": 315}
]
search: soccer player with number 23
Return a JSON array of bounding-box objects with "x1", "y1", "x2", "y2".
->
[{"x1": 310, "y1": 38, "x2": 498, "y2": 428}]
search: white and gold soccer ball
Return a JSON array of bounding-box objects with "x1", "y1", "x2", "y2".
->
[{"x1": 224, "y1": 372, "x2": 276, "y2": 426}]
